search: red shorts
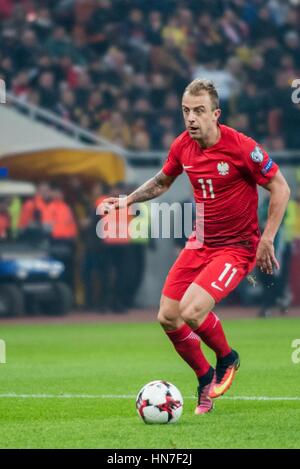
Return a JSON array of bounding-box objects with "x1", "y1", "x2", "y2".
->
[{"x1": 162, "y1": 244, "x2": 257, "y2": 303}]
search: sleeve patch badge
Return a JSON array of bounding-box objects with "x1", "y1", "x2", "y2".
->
[
  {"x1": 250, "y1": 146, "x2": 264, "y2": 163},
  {"x1": 261, "y1": 158, "x2": 273, "y2": 175}
]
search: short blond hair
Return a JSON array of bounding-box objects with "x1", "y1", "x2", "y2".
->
[{"x1": 184, "y1": 78, "x2": 219, "y2": 110}]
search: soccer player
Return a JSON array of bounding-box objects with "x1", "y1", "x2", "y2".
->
[{"x1": 100, "y1": 79, "x2": 290, "y2": 414}]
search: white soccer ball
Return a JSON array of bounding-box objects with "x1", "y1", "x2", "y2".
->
[{"x1": 136, "y1": 380, "x2": 183, "y2": 424}]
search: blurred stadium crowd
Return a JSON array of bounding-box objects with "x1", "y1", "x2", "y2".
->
[{"x1": 1, "y1": 0, "x2": 300, "y2": 150}]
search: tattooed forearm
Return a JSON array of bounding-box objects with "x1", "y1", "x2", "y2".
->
[{"x1": 127, "y1": 170, "x2": 176, "y2": 205}]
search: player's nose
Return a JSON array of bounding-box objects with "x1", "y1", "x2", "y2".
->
[{"x1": 187, "y1": 112, "x2": 196, "y2": 122}]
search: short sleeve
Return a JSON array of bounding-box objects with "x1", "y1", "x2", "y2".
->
[
  {"x1": 240, "y1": 135, "x2": 279, "y2": 186},
  {"x1": 162, "y1": 140, "x2": 183, "y2": 177}
]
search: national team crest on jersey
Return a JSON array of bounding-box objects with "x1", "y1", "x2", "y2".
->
[
  {"x1": 250, "y1": 146, "x2": 264, "y2": 163},
  {"x1": 217, "y1": 161, "x2": 229, "y2": 175}
]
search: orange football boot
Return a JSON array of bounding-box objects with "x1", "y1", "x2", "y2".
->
[{"x1": 209, "y1": 350, "x2": 240, "y2": 399}]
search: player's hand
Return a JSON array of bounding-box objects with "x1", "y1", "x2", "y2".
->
[
  {"x1": 97, "y1": 196, "x2": 128, "y2": 215},
  {"x1": 256, "y1": 236, "x2": 280, "y2": 275}
]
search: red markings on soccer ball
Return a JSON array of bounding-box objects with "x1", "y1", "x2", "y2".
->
[{"x1": 157, "y1": 395, "x2": 181, "y2": 414}]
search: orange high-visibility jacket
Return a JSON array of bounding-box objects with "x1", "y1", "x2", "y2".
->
[
  {"x1": 48, "y1": 200, "x2": 78, "y2": 239},
  {"x1": 19, "y1": 195, "x2": 53, "y2": 229}
]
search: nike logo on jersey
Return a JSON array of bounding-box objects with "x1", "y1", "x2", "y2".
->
[
  {"x1": 183, "y1": 165, "x2": 193, "y2": 169},
  {"x1": 211, "y1": 282, "x2": 223, "y2": 291}
]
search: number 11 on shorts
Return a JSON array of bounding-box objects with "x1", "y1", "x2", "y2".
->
[
  {"x1": 211, "y1": 263, "x2": 237, "y2": 291},
  {"x1": 219, "y1": 263, "x2": 238, "y2": 287}
]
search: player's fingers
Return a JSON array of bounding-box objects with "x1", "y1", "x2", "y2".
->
[
  {"x1": 258, "y1": 255, "x2": 271, "y2": 274},
  {"x1": 255, "y1": 249, "x2": 263, "y2": 265},
  {"x1": 256, "y1": 256, "x2": 263, "y2": 270},
  {"x1": 103, "y1": 204, "x2": 114, "y2": 214},
  {"x1": 265, "y1": 255, "x2": 273, "y2": 275},
  {"x1": 261, "y1": 258, "x2": 269, "y2": 274},
  {"x1": 97, "y1": 200, "x2": 118, "y2": 215},
  {"x1": 257, "y1": 255, "x2": 264, "y2": 270},
  {"x1": 256, "y1": 251, "x2": 265, "y2": 268},
  {"x1": 271, "y1": 254, "x2": 280, "y2": 270},
  {"x1": 103, "y1": 197, "x2": 119, "y2": 207}
]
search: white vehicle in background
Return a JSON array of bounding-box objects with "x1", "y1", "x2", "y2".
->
[{"x1": 0, "y1": 180, "x2": 73, "y2": 317}]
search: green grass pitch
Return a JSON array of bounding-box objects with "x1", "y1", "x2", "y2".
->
[{"x1": 0, "y1": 318, "x2": 300, "y2": 448}]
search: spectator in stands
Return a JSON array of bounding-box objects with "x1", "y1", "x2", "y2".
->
[
  {"x1": 246, "y1": 54, "x2": 273, "y2": 90},
  {"x1": 30, "y1": 6, "x2": 53, "y2": 42},
  {"x1": 56, "y1": 88, "x2": 78, "y2": 122},
  {"x1": 74, "y1": 70, "x2": 93, "y2": 108},
  {"x1": 132, "y1": 129, "x2": 151, "y2": 151},
  {"x1": 48, "y1": 186, "x2": 78, "y2": 291},
  {"x1": 99, "y1": 111, "x2": 132, "y2": 147},
  {"x1": 86, "y1": 90, "x2": 104, "y2": 130},
  {"x1": 13, "y1": 28, "x2": 40, "y2": 70},
  {"x1": 162, "y1": 131, "x2": 176, "y2": 150},
  {"x1": 45, "y1": 26, "x2": 73, "y2": 60},
  {"x1": 146, "y1": 10, "x2": 163, "y2": 45},
  {"x1": 250, "y1": 6, "x2": 278, "y2": 41},
  {"x1": 263, "y1": 135, "x2": 286, "y2": 152},
  {"x1": 194, "y1": 12, "x2": 223, "y2": 64},
  {"x1": 19, "y1": 181, "x2": 53, "y2": 234},
  {"x1": 49, "y1": 186, "x2": 78, "y2": 241},
  {"x1": 235, "y1": 81, "x2": 267, "y2": 139},
  {"x1": 11, "y1": 70, "x2": 30, "y2": 99},
  {"x1": 0, "y1": 55, "x2": 13, "y2": 88},
  {"x1": 219, "y1": 8, "x2": 248, "y2": 47},
  {"x1": 283, "y1": 30, "x2": 300, "y2": 69},
  {"x1": 37, "y1": 71, "x2": 57, "y2": 111}
]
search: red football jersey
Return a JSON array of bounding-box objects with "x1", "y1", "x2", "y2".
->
[{"x1": 162, "y1": 124, "x2": 279, "y2": 248}]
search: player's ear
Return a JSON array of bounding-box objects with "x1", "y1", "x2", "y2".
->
[{"x1": 213, "y1": 108, "x2": 221, "y2": 122}]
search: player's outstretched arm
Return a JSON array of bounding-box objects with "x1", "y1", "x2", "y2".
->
[
  {"x1": 127, "y1": 170, "x2": 177, "y2": 205},
  {"x1": 256, "y1": 169, "x2": 290, "y2": 274},
  {"x1": 99, "y1": 170, "x2": 177, "y2": 214}
]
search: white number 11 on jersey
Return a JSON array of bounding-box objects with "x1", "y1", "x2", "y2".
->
[{"x1": 198, "y1": 178, "x2": 215, "y2": 199}]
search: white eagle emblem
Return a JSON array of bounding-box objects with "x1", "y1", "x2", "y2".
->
[
  {"x1": 217, "y1": 161, "x2": 229, "y2": 175},
  {"x1": 250, "y1": 146, "x2": 264, "y2": 163}
]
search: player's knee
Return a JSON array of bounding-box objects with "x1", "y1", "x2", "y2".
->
[
  {"x1": 180, "y1": 301, "x2": 207, "y2": 324},
  {"x1": 157, "y1": 307, "x2": 177, "y2": 329}
]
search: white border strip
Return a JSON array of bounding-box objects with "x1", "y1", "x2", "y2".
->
[{"x1": 0, "y1": 393, "x2": 300, "y2": 401}]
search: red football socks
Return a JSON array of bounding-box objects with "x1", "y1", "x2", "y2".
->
[
  {"x1": 194, "y1": 311, "x2": 231, "y2": 358},
  {"x1": 165, "y1": 323, "x2": 211, "y2": 378}
]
